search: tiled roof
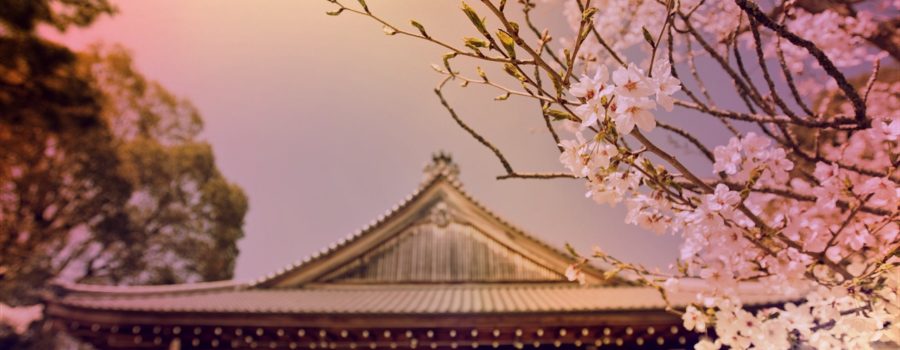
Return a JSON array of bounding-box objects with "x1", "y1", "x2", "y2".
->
[{"x1": 55, "y1": 283, "x2": 782, "y2": 315}]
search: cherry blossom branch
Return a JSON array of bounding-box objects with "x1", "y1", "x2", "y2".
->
[
  {"x1": 733, "y1": 0, "x2": 868, "y2": 126},
  {"x1": 588, "y1": 26, "x2": 626, "y2": 67},
  {"x1": 773, "y1": 29, "x2": 815, "y2": 117},
  {"x1": 674, "y1": 100, "x2": 861, "y2": 129},
  {"x1": 729, "y1": 20, "x2": 771, "y2": 113},
  {"x1": 646, "y1": 0, "x2": 674, "y2": 78},
  {"x1": 521, "y1": 1, "x2": 568, "y2": 71},
  {"x1": 576, "y1": 0, "x2": 626, "y2": 67},
  {"x1": 330, "y1": 1, "x2": 900, "y2": 346},
  {"x1": 747, "y1": 17, "x2": 804, "y2": 123},
  {"x1": 676, "y1": 13, "x2": 769, "y2": 113},
  {"x1": 440, "y1": 70, "x2": 560, "y2": 103},
  {"x1": 496, "y1": 172, "x2": 577, "y2": 180},
  {"x1": 435, "y1": 77, "x2": 575, "y2": 182},
  {"x1": 560, "y1": 0, "x2": 594, "y2": 85},
  {"x1": 665, "y1": 29, "x2": 740, "y2": 136},
  {"x1": 684, "y1": 36, "x2": 714, "y2": 105},
  {"x1": 435, "y1": 77, "x2": 513, "y2": 175},
  {"x1": 479, "y1": 0, "x2": 566, "y2": 91},
  {"x1": 691, "y1": 180, "x2": 894, "y2": 217},
  {"x1": 328, "y1": 1, "x2": 534, "y2": 66},
  {"x1": 630, "y1": 131, "x2": 841, "y2": 278},
  {"x1": 656, "y1": 121, "x2": 715, "y2": 162},
  {"x1": 631, "y1": 129, "x2": 714, "y2": 193}
]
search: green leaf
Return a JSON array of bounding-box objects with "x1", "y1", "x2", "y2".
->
[
  {"x1": 410, "y1": 20, "x2": 429, "y2": 38},
  {"x1": 357, "y1": 0, "x2": 370, "y2": 13},
  {"x1": 442, "y1": 52, "x2": 458, "y2": 75},
  {"x1": 464, "y1": 37, "x2": 489, "y2": 48},
  {"x1": 550, "y1": 74, "x2": 564, "y2": 96},
  {"x1": 581, "y1": 7, "x2": 598, "y2": 21},
  {"x1": 641, "y1": 26, "x2": 656, "y2": 48},
  {"x1": 507, "y1": 21, "x2": 519, "y2": 35},
  {"x1": 494, "y1": 92, "x2": 510, "y2": 101},
  {"x1": 460, "y1": 2, "x2": 489, "y2": 36},
  {"x1": 544, "y1": 109, "x2": 578, "y2": 122},
  {"x1": 496, "y1": 30, "x2": 516, "y2": 59},
  {"x1": 325, "y1": 8, "x2": 344, "y2": 16},
  {"x1": 502, "y1": 63, "x2": 526, "y2": 82},
  {"x1": 476, "y1": 66, "x2": 488, "y2": 81}
]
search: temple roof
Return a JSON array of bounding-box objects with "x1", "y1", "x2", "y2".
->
[
  {"x1": 49, "y1": 153, "x2": 784, "y2": 313},
  {"x1": 46, "y1": 153, "x2": 786, "y2": 349}
]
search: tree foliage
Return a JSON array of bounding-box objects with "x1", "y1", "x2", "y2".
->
[{"x1": 0, "y1": 0, "x2": 247, "y2": 347}]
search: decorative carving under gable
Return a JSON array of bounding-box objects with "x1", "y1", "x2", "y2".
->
[
  {"x1": 429, "y1": 201, "x2": 453, "y2": 228},
  {"x1": 317, "y1": 221, "x2": 565, "y2": 283}
]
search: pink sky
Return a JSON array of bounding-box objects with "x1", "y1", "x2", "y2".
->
[{"x1": 48, "y1": 1, "x2": 693, "y2": 281}]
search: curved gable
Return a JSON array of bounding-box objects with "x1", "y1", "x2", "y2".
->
[{"x1": 254, "y1": 156, "x2": 617, "y2": 288}]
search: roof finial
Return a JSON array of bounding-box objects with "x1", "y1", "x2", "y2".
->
[{"x1": 422, "y1": 151, "x2": 459, "y2": 184}]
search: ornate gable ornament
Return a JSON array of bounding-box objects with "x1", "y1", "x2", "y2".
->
[{"x1": 421, "y1": 151, "x2": 459, "y2": 185}]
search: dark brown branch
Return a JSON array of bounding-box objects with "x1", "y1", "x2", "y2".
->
[
  {"x1": 862, "y1": 17, "x2": 900, "y2": 62},
  {"x1": 666, "y1": 28, "x2": 739, "y2": 136},
  {"x1": 774, "y1": 36, "x2": 816, "y2": 117},
  {"x1": 734, "y1": 0, "x2": 868, "y2": 126},
  {"x1": 521, "y1": 1, "x2": 567, "y2": 71},
  {"x1": 657, "y1": 121, "x2": 715, "y2": 162},
  {"x1": 496, "y1": 172, "x2": 577, "y2": 180},
  {"x1": 679, "y1": 180, "x2": 893, "y2": 217},
  {"x1": 748, "y1": 17, "x2": 803, "y2": 123},
  {"x1": 674, "y1": 100, "x2": 861, "y2": 129},
  {"x1": 479, "y1": 0, "x2": 566, "y2": 89},
  {"x1": 434, "y1": 82, "x2": 513, "y2": 174}
]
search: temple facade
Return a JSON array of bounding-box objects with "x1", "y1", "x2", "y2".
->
[{"x1": 46, "y1": 153, "x2": 777, "y2": 350}]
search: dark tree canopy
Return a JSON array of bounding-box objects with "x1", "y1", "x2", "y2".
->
[{"x1": 0, "y1": 1, "x2": 247, "y2": 347}]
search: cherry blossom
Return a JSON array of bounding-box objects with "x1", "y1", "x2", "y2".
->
[
  {"x1": 713, "y1": 138, "x2": 742, "y2": 175},
  {"x1": 612, "y1": 64, "x2": 654, "y2": 98},
  {"x1": 650, "y1": 61, "x2": 681, "y2": 111},
  {"x1": 613, "y1": 97, "x2": 656, "y2": 135},
  {"x1": 569, "y1": 65, "x2": 611, "y2": 101},
  {"x1": 682, "y1": 305, "x2": 709, "y2": 332}
]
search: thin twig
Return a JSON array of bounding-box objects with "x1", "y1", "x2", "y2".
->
[
  {"x1": 657, "y1": 121, "x2": 715, "y2": 162},
  {"x1": 496, "y1": 172, "x2": 578, "y2": 180}
]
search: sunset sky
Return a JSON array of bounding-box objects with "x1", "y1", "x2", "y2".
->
[{"x1": 44, "y1": 1, "x2": 720, "y2": 281}]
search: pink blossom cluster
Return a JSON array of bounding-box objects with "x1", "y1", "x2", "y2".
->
[{"x1": 555, "y1": 0, "x2": 899, "y2": 348}]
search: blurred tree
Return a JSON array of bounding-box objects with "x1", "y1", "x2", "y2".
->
[
  {"x1": 0, "y1": 1, "x2": 248, "y2": 348},
  {"x1": 76, "y1": 46, "x2": 249, "y2": 287}
]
